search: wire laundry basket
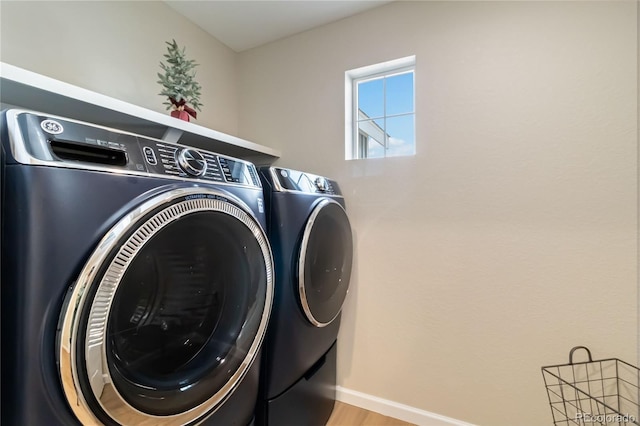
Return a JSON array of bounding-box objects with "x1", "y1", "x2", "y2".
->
[{"x1": 542, "y1": 346, "x2": 640, "y2": 425}]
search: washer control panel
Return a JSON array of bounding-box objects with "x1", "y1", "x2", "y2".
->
[{"x1": 8, "y1": 111, "x2": 262, "y2": 188}]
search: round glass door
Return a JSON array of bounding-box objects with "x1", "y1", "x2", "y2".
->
[
  {"x1": 298, "y1": 198, "x2": 353, "y2": 327},
  {"x1": 58, "y1": 187, "x2": 273, "y2": 426}
]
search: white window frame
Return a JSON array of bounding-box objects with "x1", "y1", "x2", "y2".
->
[{"x1": 345, "y1": 55, "x2": 416, "y2": 160}]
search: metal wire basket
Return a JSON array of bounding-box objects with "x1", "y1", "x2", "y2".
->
[{"x1": 542, "y1": 346, "x2": 640, "y2": 425}]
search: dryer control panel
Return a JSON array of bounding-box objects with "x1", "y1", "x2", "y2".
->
[
  {"x1": 4, "y1": 110, "x2": 261, "y2": 188},
  {"x1": 268, "y1": 167, "x2": 341, "y2": 196}
]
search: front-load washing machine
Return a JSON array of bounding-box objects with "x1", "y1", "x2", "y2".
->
[
  {"x1": 0, "y1": 109, "x2": 273, "y2": 425},
  {"x1": 257, "y1": 167, "x2": 353, "y2": 426}
]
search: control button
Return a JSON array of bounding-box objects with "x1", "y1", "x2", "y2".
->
[
  {"x1": 143, "y1": 146, "x2": 158, "y2": 165},
  {"x1": 315, "y1": 177, "x2": 328, "y2": 192},
  {"x1": 107, "y1": 142, "x2": 120, "y2": 149},
  {"x1": 177, "y1": 148, "x2": 207, "y2": 176},
  {"x1": 96, "y1": 140, "x2": 108, "y2": 147}
]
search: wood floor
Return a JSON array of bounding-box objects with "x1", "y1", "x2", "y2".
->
[{"x1": 326, "y1": 402, "x2": 415, "y2": 426}]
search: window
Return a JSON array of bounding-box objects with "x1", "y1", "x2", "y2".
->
[{"x1": 345, "y1": 56, "x2": 416, "y2": 160}]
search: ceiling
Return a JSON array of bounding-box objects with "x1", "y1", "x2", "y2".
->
[{"x1": 164, "y1": 1, "x2": 392, "y2": 52}]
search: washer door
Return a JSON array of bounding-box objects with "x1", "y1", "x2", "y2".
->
[
  {"x1": 58, "y1": 187, "x2": 273, "y2": 425},
  {"x1": 298, "y1": 198, "x2": 353, "y2": 327}
]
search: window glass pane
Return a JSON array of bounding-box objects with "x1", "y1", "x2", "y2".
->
[
  {"x1": 357, "y1": 77, "x2": 384, "y2": 119},
  {"x1": 357, "y1": 132, "x2": 367, "y2": 158},
  {"x1": 386, "y1": 71, "x2": 414, "y2": 116},
  {"x1": 386, "y1": 114, "x2": 415, "y2": 157},
  {"x1": 367, "y1": 138, "x2": 384, "y2": 158},
  {"x1": 358, "y1": 119, "x2": 385, "y2": 149}
]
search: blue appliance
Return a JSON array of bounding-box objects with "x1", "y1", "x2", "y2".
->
[
  {"x1": 257, "y1": 167, "x2": 353, "y2": 425},
  {"x1": 1, "y1": 109, "x2": 274, "y2": 425}
]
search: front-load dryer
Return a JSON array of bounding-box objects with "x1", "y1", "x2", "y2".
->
[
  {"x1": 0, "y1": 109, "x2": 274, "y2": 425},
  {"x1": 257, "y1": 167, "x2": 353, "y2": 426}
]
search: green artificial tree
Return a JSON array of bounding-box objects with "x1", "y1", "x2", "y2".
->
[{"x1": 157, "y1": 39, "x2": 202, "y2": 121}]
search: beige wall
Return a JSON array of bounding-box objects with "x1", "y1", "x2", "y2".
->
[
  {"x1": 238, "y1": 2, "x2": 638, "y2": 425},
  {"x1": 1, "y1": 1, "x2": 637, "y2": 424},
  {"x1": 0, "y1": 1, "x2": 239, "y2": 134}
]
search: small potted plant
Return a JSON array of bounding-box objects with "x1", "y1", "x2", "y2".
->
[{"x1": 157, "y1": 39, "x2": 203, "y2": 122}]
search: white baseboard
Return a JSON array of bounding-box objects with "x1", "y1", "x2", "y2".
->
[{"x1": 335, "y1": 386, "x2": 477, "y2": 426}]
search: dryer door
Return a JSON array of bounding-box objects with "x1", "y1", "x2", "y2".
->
[
  {"x1": 58, "y1": 187, "x2": 273, "y2": 426},
  {"x1": 298, "y1": 198, "x2": 353, "y2": 327}
]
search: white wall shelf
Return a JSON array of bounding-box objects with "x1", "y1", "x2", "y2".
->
[{"x1": 0, "y1": 62, "x2": 280, "y2": 164}]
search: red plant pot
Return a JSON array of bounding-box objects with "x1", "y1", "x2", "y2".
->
[{"x1": 171, "y1": 110, "x2": 190, "y2": 122}]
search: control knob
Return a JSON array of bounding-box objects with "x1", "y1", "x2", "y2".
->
[
  {"x1": 315, "y1": 177, "x2": 328, "y2": 192},
  {"x1": 177, "y1": 148, "x2": 207, "y2": 176}
]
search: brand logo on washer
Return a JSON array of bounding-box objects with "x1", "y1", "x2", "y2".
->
[{"x1": 40, "y1": 119, "x2": 64, "y2": 135}]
